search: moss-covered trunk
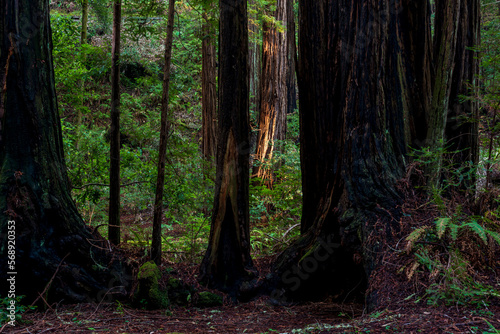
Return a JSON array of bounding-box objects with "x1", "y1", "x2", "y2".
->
[
  {"x1": 199, "y1": 0, "x2": 257, "y2": 297},
  {"x1": 0, "y1": 0, "x2": 131, "y2": 304}
]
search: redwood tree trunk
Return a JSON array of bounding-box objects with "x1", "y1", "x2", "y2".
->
[
  {"x1": 272, "y1": 0, "x2": 424, "y2": 309},
  {"x1": 200, "y1": 0, "x2": 257, "y2": 297},
  {"x1": 0, "y1": 0, "x2": 130, "y2": 304},
  {"x1": 151, "y1": 0, "x2": 175, "y2": 266},
  {"x1": 201, "y1": 11, "x2": 217, "y2": 162},
  {"x1": 252, "y1": 0, "x2": 288, "y2": 184},
  {"x1": 425, "y1": 0, "x2": 461, "y2": 186},
  {"x1": 108, "y1": 0, "x2": 122, "y2": 245},
  {"x1": 444, "y1": 0, "x2": 480, "y2": 190}
]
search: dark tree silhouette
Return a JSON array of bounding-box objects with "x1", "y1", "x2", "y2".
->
[
  {"x1": 108, "y1": 0, "x2": 122, "y2": 245},
  {"x1": 0, "y1": 0, "x2": 130, "y2": 303},
  {"x1": 200, "y1": 0, "x2": 258, "y2": 297},
  {"x1": 272, "y1": 0, "x2": 429, "y2": 309},
  {"x1": 151, "y1": 0, "x2": 176, "y2": 266}
]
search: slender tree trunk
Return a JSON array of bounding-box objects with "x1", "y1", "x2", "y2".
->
[
  {"x1": 272, "y1": 0, "x2": 424, "y2": 310},
  {"x1": 109, "y1": 0, "x2": 122, "y2": 245},
  {"x1": 425, "y1": 0, "x2": 461, "y2": 187},
  {"x1": 201, "y1": 11, "x2": 217, "y2": 163},
  {"x1": 81, "y1": 0, "x2": 89, "y2": 45},
  {"x1": 200, "y1": 0, "x2": 257, "y2": 297},
  {"x1": 252, "y1": 0, "x2": 288, "y2": 185},
  {"x1": 0, "y1": 0, "x2": 131, "y2": 303},
  {"x1": 248, "y1": 0, "x2": 261, "y2": 130},
  {"x1": 444, "y1": 0, "x2": 480, "y2": 191},
  {"x1": 151, "y1": 0, "x2": 176, "y2": 266},
  {"x1": 286, "y1": 0, "x2": 297, "y2": 115}
]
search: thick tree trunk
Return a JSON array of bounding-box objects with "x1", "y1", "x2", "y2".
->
[
  {"x1": 200, "y1": 0, "x2": 257, "y2": 297},
  {"x1": 151, "y1": 0, "x2": 175, "y2": 266},
  {"x1": 108, "y1": 0, "x2": 122, "y2": 245},
  {"x1": 444, "y1": 0, "x2": 480, "y2": 191},
  {"x1": 201, "y1": 11, "x2": 217, "y2": 162},
  {"x1": 273, "y1": 0, "x2": 422, "y2": 309},
  {"x1": 252, "y1": 0, "x2": 288, "y2": 184},
  {"x1": 0, "y1": 0, "x2": 131, "y2": 304},
  {"x1": 425, "y1": 0, "x2": 461, "y2": 187},
  {"x1": 401, "y1": 0, "x2": 433, "y2": 148}
]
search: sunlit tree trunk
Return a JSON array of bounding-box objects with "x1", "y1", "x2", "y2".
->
[
  {"x1": 200, "y1": 0, "x2": 257, "y2": 297},
  {"x1": 151, "y1": 0, "x2": 176, "y2": 266},
  {"x1": 108, "y1": 0, "x2": 122, "y2": 245},
  {"x1": 0, "y1": 0, "x2": 130, "y2": 303},
  {"x1": 252, "y1": 0, "x2": 288, "y2": 185}
]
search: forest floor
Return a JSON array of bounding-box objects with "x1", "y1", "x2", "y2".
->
[
  {"x1": 5, "y1": 254, "x2": 500, "y2": 334},
  {"x1": 6, "y1": 294, "x2": 500, "y2": 333}
]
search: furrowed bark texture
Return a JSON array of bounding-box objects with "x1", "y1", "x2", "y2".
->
[
  {"x1": 444, "y1": 0, "x2": 480, "y2": 190},
  {"x1": 253, "y1": 0, "x2": 288, "y2": 184},
  {"x1": 273, "y1": 0, "x2": 423, "y2": 309},
  {"x1": 425, "y1": 0, "x2": 461, "y2": 186},
  {"x1": 0, "y1": 0, "x2": 131, "y2": 303},
  {"x1": 200, "y1": 0, "x2": 257, "y2": 297},
  {"x1": 151, "y1": 0, "x2": 175, "y2": 266}
]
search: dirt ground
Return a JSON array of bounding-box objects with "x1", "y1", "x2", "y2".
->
[{"x1": 3, "y1": 298, "x2": 500, "y2": 333}]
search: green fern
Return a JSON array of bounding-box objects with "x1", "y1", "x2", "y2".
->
[
  {"x1": 406, "y1": 226, "x2": 430, "y2": 252},
  {"x1": 435, "y1": 217, "x2": 451, "y2": 239},
  {"x1": 486, "y1": 230, "x2": 500, "y2": 247},
  {"x1": 462, "y1": 220, "x2": 487, "y2": 244}
]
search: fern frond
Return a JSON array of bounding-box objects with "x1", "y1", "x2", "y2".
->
[
  {"x1": 463, "y1": 220, "x2": 487, "y2": 244},
  {"x1": 406, "y1": 226, "x2": 430, "y2": 253},
  {"x1": 486, "y1": 230, "x2": 500, "y2": 247},
  {"x1": 435, "y1": 217, "x2": 451, "y2": 239},
  {"x1": 449, "y1": 222, "x2": 460, "y2": 242}
]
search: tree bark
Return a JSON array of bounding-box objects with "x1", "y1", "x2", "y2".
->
[
  {"x1": 252, "y1": 0, "x2": 288, "y2": 185},
  {"x1": 285, "y1": 0, "x2": 297, "y2": 115},
  {"x1": 81, "y1": 0, "x2": 89, "y2": 45},
  {"x1": 444, "y1": 0, "x2": 480, "y2": 191},
  {"x1": 200, "y1": 0, "x2": 257, "y2": 297},
  {"x1": 201, "y1": 11, "x2": 217, "y2": 163},
  {"x1": 425, "y1": 0, "x2": 461, "y2": 187},
  {"x1": 0, "y1": 0, "x2": 131, "y2": 304},
  {"x1": 272, "y1": 0, "x2": 423, "y2": 309},
  {"x1": 151, "y1": 0, "x2": 175, "y2": 266},
  {"x1": 108, "y1": 0, "x2": 122, "y2": 245}
]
